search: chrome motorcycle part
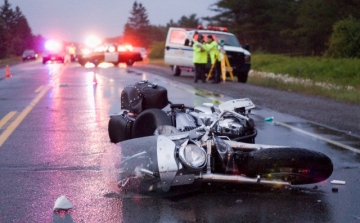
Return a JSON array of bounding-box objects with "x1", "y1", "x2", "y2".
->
[
  {"x1": 216, "y1": 117, "x2": 245, "y2": 137},
  {"x1": 218, "y1": 98, "x2": 255, "y2": 113},
  {"x1": 197, "y1": 173, "x2": 291, "y2": 186},
  {"x1": 178, "y1": 140, "x2": 207, "y2": 170},
  {"x1": 175, "y1": 112, "x2": 197, "y2": 130},
  {"x1": 171, "y1": 174, "x2": 195, "y2": 186},
  {"x1": 157, "y1": 135, "x2": 178, "y2": 192}
]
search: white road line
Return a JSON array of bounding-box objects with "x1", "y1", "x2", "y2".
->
[{"x1": 275, "y1": 121, "x2": 360, "y2": 153}]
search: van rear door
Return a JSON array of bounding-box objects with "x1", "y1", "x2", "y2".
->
[{"x1": 164, "y1": 28, "x2": 194, "y2": 68}]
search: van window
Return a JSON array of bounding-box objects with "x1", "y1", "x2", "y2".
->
[
  {"x1": 201, "y1": 33, "x2": 241, "y2": 47},
  {"x1": 169, "y1": 30, "x2": 188, "y2": 45}
]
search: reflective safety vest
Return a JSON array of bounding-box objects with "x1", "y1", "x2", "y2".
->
[
  {"x1": 192, "y1": 41, "x2": 208, "y2": 64},
  {"x1": 205, "y1": 40, "x2": 220, "y2": 64}
]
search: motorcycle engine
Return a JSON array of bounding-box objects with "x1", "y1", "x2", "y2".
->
[{"x1": 215, "y1": 117, "x2": 245, "y2": 138}]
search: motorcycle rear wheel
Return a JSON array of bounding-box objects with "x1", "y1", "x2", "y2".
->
[{"x1": 240, "y1": 148, "x2": 333, "y2": 185}]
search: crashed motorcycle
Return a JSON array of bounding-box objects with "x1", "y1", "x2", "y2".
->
[
  {"x1": 108, "y1": 80, "x2": 257, "y2": 144},
  {"x1": 115, "y1": 109, "x2": 334, "y2": 195}
]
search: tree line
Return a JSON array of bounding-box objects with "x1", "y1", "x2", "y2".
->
[
  {"x1": 0, "y1": 0, "x2": 47, "y2": 59},
  {"x1": 1, "y1": 0, "x2": 359, "y2": 60},
  {"x1": 124, "y1": 0, "x2": 360, "y2": 58}
]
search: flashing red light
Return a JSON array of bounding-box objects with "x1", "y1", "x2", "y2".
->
[
  {"x1": 45, "y1": 40, "x2": 62, "y2": 51},
  {"x1": 118, "y1": 44, "x2": 133, "y2": 52},
  {"x1": 197, "y1": 25, "x2": 228, "y2": 32}
]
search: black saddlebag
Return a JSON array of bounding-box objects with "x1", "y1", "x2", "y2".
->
[
  {"x1": 121, "y1": 80, "x2": 169, "y2": 114},
  {"x1": 108, "y1": 112, "x2": 135, "y2": 143}
]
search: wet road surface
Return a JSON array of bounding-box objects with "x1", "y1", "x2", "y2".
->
[{"x1": 0, "y1": 61, "x2": 359, "y2": 223}]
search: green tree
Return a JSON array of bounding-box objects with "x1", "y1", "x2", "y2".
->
[
  {"x1": 326, "y1": 16, "x2": 360, "y2": 58},
  {"x1": 294, "y1": 0, "x2": 339, "y2": 55},
  {"x1": 0, "y1": 14, "x2": 5, "y2": 58},
  {"x1": 123, "y1": 1, "x2": 151, "y2": 48},
  {"x1": 205, "y1": 0, "x2": 299, "y2": 54},
  {"x1": 177, "y1": 14, "x2": 201, "y2": 27},
  {"x1": 0, "y1": 0, "x2": 33, "y2": 58}
]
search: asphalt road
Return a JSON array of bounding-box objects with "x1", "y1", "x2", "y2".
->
[
  {"x1": 0, "y1": 61, "x2": 359, "y2": 223},
  {"x1": 134, "y1": 63, "x2": 360, "y2": 138}
]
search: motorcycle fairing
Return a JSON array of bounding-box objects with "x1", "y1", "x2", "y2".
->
[{"x1": 157, "y1": 135, "x2": 178, "y2": 191}]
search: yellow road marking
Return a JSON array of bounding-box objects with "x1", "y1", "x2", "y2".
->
[
  {"x1": 35, "y1": 85, "x2": 44, "y2": 93},
  {"x1": 0, "y1": 111, "x2": 17, "y2": 129},
  {"x1": 275, "y1": 121, "x2": 360, "y2": 154},
  {"x1": 0, "y1": 85, "x2": 51, "y2": 147}
]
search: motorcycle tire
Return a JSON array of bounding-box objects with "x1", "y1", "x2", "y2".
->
[
  {"x1": 239, "y1": 148, "x2": 333, "y2": 185},
  {"x1": 131, "y1": 108, "x2": 172, "y2": 139}
]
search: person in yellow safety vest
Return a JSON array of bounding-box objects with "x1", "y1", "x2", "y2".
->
[
  {"x1": 205, "y1": 35, "x2": 221, "y2": 83},
  {"x1": 192, "y1": 35, "x2": 207, "y2": 83}
]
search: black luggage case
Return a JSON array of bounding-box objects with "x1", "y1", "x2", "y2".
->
[
  {"x1": 121, "y1": 80, "x2": 169, "y2": 114},
  {"x1": 108, "y1": 112, "x2": 135, "y2": 143}
]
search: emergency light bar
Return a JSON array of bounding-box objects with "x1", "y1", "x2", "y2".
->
[{"x1": 197, "y1": 25, "x2": 228, "y2": 32}]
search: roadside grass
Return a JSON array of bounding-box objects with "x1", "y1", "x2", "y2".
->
[
  {"x1": 0, "y1": 57, "x2": 22, "y2": 68},
  {"x1": 146, "y1": 58, "x2": 168, "y2": 68},
  {"x1": 250, "y1": 54, "x2": 360, "y2": 104},
  {"x1": 148, "y1": 55, "x2": 360, "y2": 105}
]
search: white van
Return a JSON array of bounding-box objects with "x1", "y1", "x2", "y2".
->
[{"x1": 164, "y1": 26, "x2": 251, "y2": 83}]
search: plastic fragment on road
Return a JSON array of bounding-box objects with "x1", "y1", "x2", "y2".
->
[
  {"x1": 330, "y1": 180, "x2": 346, "y2": 185},
  {"x1": 264, "y1": 116, "x2": 274, "y2": 122},
  {"x1": 53, "y1": 195, "x2": 74, "y2": 211}
]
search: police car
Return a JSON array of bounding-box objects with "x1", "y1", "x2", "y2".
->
[
  {"x1": 164, "y1": 26, "x2": 251, "y2": 83},
  {"x1": 78, "y1": 43, "x2": 143, "y2": 67}
]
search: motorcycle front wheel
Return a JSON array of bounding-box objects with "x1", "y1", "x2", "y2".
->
[{"x1": 240, "y1": 148, "x2": 333, "y2": 185}]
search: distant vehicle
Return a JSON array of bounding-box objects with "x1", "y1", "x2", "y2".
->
[
  {"x1": 22, "y1": 49, "x2": 38, "y2": 61},
  {"x1": 77, "y1": 43, "x2": 143, "y2": 67},
  {"x1": 42, "y1": 40, "x2": 65, "y2": 64},
  {"x1": 164, "y1": 25, "x2": 251, "y2": 83},
  {"x1": 133, "y1": 47, "x2": 148, "y2": 59}
]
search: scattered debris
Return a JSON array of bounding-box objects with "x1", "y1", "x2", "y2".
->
[
  {"x1": 331, "y1": 180, "x2": 346, "y2": 185},
  {"x1": 332, "y1": 188, "x2": 339, "y2": 193},
  {"x1": 264, "y1": 116, "x2": 274, "y2": 122},
  {"x1": 53, "y1": 195, "x2": 74, "y2": 211}
]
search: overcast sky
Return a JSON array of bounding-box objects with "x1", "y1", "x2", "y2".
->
[{"x1": 7, "y1": 0, "x2": 218, "y2": 43}]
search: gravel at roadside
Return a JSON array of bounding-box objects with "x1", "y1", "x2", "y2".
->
[{"x1": 134, "y1": 63, "x2": 360, "y2": 138}]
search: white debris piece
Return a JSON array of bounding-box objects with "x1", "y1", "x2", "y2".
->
[
  {"x1": 330, "y1": 180, "x2": 346, "y2": 185},
  {"x1": 53, "y1": 195, "x2": 74, "y2": 211}
]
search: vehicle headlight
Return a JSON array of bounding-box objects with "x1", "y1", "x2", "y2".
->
[{"x1": 179, "y1": 143, "x2": 206, "y2": 170}]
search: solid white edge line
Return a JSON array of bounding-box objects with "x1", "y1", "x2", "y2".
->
[{"x1": 275, "y1": 121, "x2": 360, "y2": 154}]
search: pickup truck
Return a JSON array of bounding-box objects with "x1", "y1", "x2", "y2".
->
[{"x1": 78, "y1": 43, "x2": 143, "y2": 67}]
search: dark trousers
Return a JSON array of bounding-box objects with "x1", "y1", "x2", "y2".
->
[
  {"x1": 212, "y1": 61, "x2": 221, "y2": 83},
  {"x1": 194, "y1": 63, "x2": 206, "y2": 82}
]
